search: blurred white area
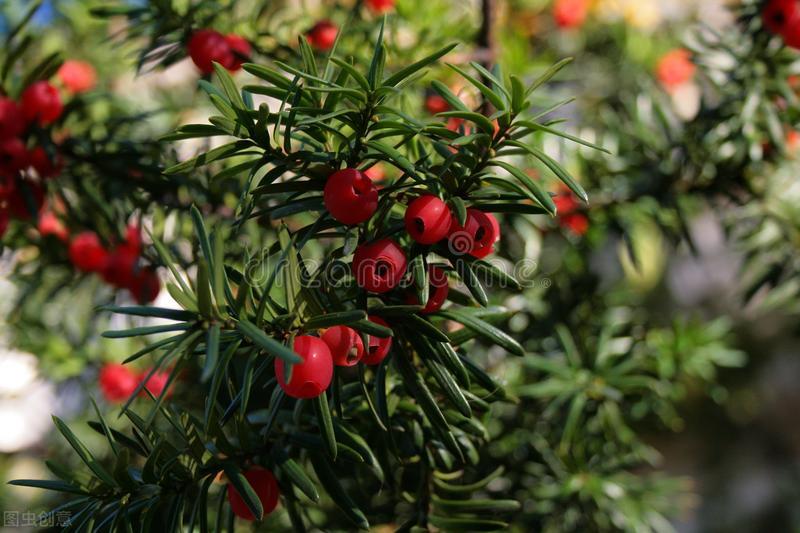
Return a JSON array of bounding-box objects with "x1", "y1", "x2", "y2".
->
[{"x1": 0, "y1": 350, "x2": 56, "y2": 453}]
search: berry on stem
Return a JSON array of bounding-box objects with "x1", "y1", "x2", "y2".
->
[
  {"x1": 307, "y1": 20, "x2": 338, "y2": 51},
  {"x1": 21, "y1": 81, "x2": 63, "y2": 126},
  {"x1": 322, "y1": 325, "x2": 364, "y2": 367},
  {"x1": 130, "y1": 268, "x2": 161, "y2": 304},
  {"x1": 188, "y1": 29, "x2": 233, "y2": 74},
  {"x1": 323, "y1": 168, "x2": 378, "y2": 225},
  {"x1": 425, "y1": 94, "x2": 450, "y2": 114},
  {"x1": 99, "y1": 363, "x2": 139, "y2": 403},
  {"x1": 227, "y1": 467, "x2": 280, "y2": 521},
  {"x1": 69, "y1": 232, "x2": 108, "y2": 273},
  {"x1": 447, "y1": 208, "x2": 499, "y2": 259},
  {"x1": 0, "y1": 138, "x2": 30, "y2": 174},
  {"x1": 366, "y1": 0, "x2": 396, "y2": 14},
  {"x1": 57, "y1": 60, "x2": 97, "y2": 94},
  {"x1": 224, "y1": 34, "x2": 252, "y2": 71},
  {"x1": 404, "y1": 194, "x2": 452, "y2": 244},
  {"x1": 352, "y1": 238, "x2": 408, "y2": 293},
  {"x1": 275, "y1": 336, "x2": 333, "y2": 399},
  {"x1": 38, "y1": 211, "x2": 69, "y2": 241},
  {"x1": 363, "y1": 315, "x2": 392, "y2": 365}
]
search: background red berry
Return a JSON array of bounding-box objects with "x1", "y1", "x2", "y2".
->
[
  {"x1": 307, "y1": 20, "x2": 338, "y2": 51},
  {"x1": 553, "y1": 0, "x2": 588, "y2": 29},
  {"x1": 224, "y1": 34, "x2": 252, "y2": 71},
  {"x1": 21, "y1": 81, "x2": 63, "y2": 126},
  {"x1": 188, "y1": 29, "x2": 232, "y2": 74},
  {"x1": 57, "y1": 60, "x2": 97, "y2": 94},
  {"x1": 275, "y1": 336, "x2": 333, "y2": 399},
  {"x1": 0, "y1": 98, "x2": 25, "y2": 140},
  {"x1": 227, "y1": 468, "x2": 280, "y2": 521},
  {"x1": 99, "y1": 363, "x2": 139, "y2": 403},
  {"x1": 656, "y1": 49, "x2": 696, "y2": 90},
  {"x1": 69, "y1": 232, "x2": 108, "y2": 273}
]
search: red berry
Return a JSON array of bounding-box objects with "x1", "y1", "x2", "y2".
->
[
  {"x1": 447, "y1": 208, "x2": 499, "y2": 259},
  {"x1": 0, "y1": 98, "x2": 25, "y2": 140},
  {"x1": 275, "y1": 335, "x2": 333, "y2": 399},
  {"x1": 57, "y1": 60, "x2": 97, "y2": 94},
  {"x1": 21, "y1": 81, "x2": 63, "y2": 126},
  {"x1": 405, "y1": 195, "x2": 452, "y2": 244},
  {"x1": 764, "y1": 0, "x2": 800, "y2": 47},
  {"x1": 425, "y1": 94, "x2": 450, "y2": 114},
  {"x1": 0, "y1": 138, "x2": 30, "y2": 175},
  {"x1": 406, "y1": 265, "x2": 449, "y2": 314},
  {"x1": 188, "y1": 29, "x2": 233, "y2": 74},
  {"x1": 323, "y1": 168, "x2": 379, "y2": 225},
  {"x1": 139, "y1": 368, "x2": 171, "y2": 398},
  {"x1": 307, "y1": 20, "x2": 338, "y2": 51},
  {"x1": 224, "y1": 34, "x2": 252, "y2": 71},
  {"x1": 553, "y1": 188, "x2": 579, "y2": 215},
  {"x1": 363, "y1": 315, "x2": 392, "y2": 365},
  {"x1": 102, "y1": 246, "x2": 139, "y2": 288},
  {"x1": 29, "y1": 146, "x2": 63, "y2": 178},
  {"x1": 129, "y1": 268, "x2": 161, "y2": 304},
  {"x1": 227, "y1": 467, "x2": 280, "y2": 521},
  {"x1": 38, "y1": 211, "x2": 69, "y2": 241},
  {"x1": 124, "y1": 224, "x2": 142, "y2": 255},
  {"x1": 322, "y1": 325, "x2": 364, "y2": 367},
  {"x1": 656, "y1": 49, "x2": 695, "y2": 90},
  {"x1": 99, "y1": 363, "x2": 139, "y2": 403},
  {"x1": 69, "y1": 231, "x2": 108, "y2": 273},
  {"x1": 554, "y1": 0, "x2": 588, "y2": 29},
  {"x1": 352, "y1": 238, "x2": 408, "y2": 293},
  {"x1": 366, "y1": 0, "x2": 395, "y2": 13},
  {"x1": 561, "y1": 213, "x2": 589, "y2": 236}
]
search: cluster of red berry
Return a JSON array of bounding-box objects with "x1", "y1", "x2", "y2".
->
[
  {"x1": 99, "y1": 362, "x2": 170, "y2": 403},
  {"x1": 69, "y1": 225, "x2": 161, "y2": 304},
  {"x1": 0, "y1": 60, "x2": 98, "y2": 236},
  {"x1": 764, "y1": 0, "x2": 800, "y2": 49},
  {"x1": 187, "y1": 30, "x2": 252, "y2": 75}
]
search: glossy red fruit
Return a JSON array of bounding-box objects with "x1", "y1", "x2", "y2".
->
[
  {"x1": 21, "y1": 81, "x2": 63, "y2": 126},
  {"x1": 764, "y1": 0, "x2": 800, "y2": 47},
  {"x1": 363, "y1": 315, "x2": 392, "y2": 365},
  {"x1": 561, "y1": 213, "x2": 589, "y2": 236},
  {"x1": 275, "y1": 335, "x2": 333, "y2": 399},
  {"x1": 99, "y1": 363, "x2": 139, "y2": 403},
  {"x1": 57, "y1": 60, "x2": 97, "y2": 94},
  {"x1": 188, "y1": 29, "x2": 232, "y2": 74},
  {"x1": 352, "y1": 238, "x2": 408, "y2": 293},
  {"x1": 656, "y1": 49, "x2": 695, "y2": 90},
  {"x1": 425, "y1": 94, "x2": 449, "y2": 114},
  {"x1": 102, "y1": 246, "x2": 139, "y2": 288},
  {"x1": 130, "y1": 268, "x2": 161, "y2": 304},
  {"x1": 447, "y1": 208, "x2": 499, "y2": 259},
  {"x1": 366, "y1": 0, "x2": 395, "y2": 13},
  {"x1": 307, "y1": 20, "x2": 338, "y2": 51},
  {"x1": 29, "y1": 146, "x2": 63, "y2": 178},
  {"x1": 404, "y1": 195, "x2": 452, "y2": 244},
  {"x1": 323, "y1": 168, "x2": 379, "y2": 225},
  {"x1": 139, "y1": 368, "x2": 171, "y2": 398},
  {"x1": 0, "y1": 138, "x2": 30, "y2": 174},
  {"x1": 322, "y1": 326, "x2": 364, "y2": 367},
  {"x1": 69, "y1": 232, "x2": 109, "y2": 273},
  {"x1": 38, "y1": 211, "x2": 69, "y2": 241},
  {"x1": 553, "y1": 0, "x2": 588, "y2": 29},
  {"x1": 0, "y1": 98, "x2": 25, "y2": 140},
  {"x1": 224, "y1": 34, "x2": 252, "y2": 71},
  {"x1": 227, "y1": 467, "x2": 280, "y2": 521}
]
